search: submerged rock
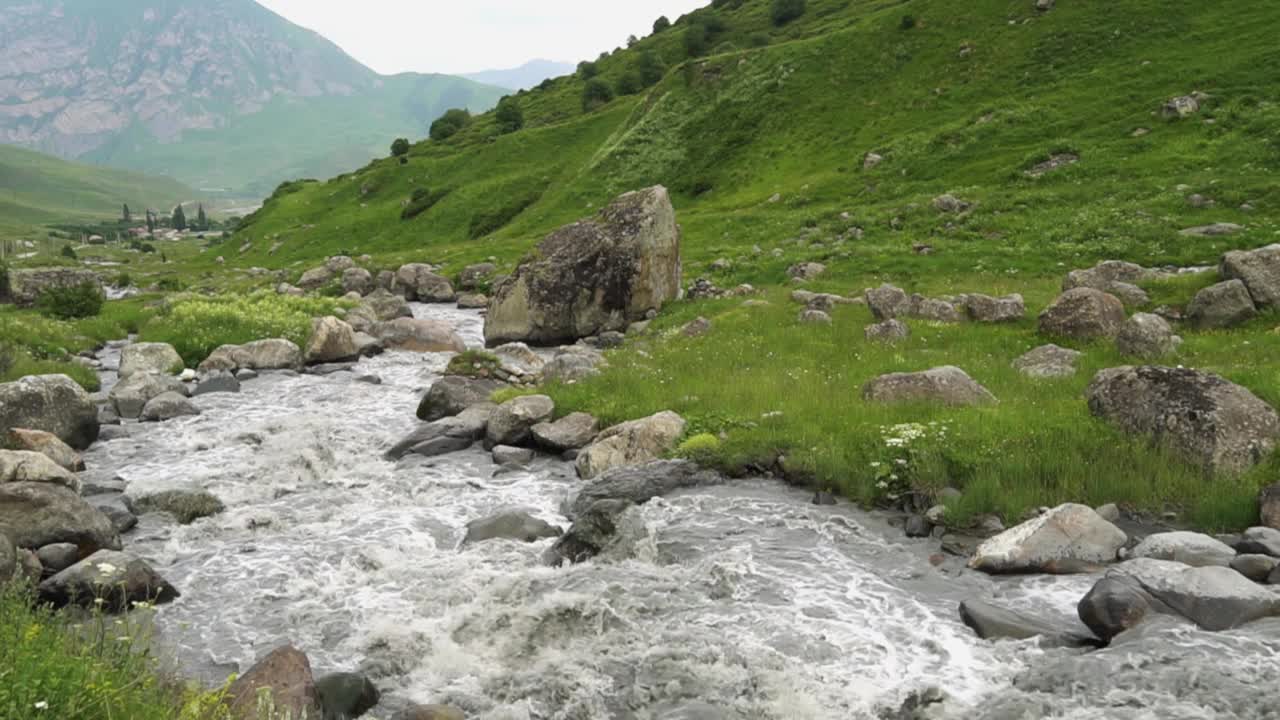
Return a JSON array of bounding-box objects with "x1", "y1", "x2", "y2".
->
[
  {"x1": 132, "y1": 489, "x2": 225, "y2": 524},
  {"x1": 462, "y1": 510, "x2": 562, "y2": 545},
  {"x1": 959, "y1": 599, "x2": 1098, "y2": 647}
]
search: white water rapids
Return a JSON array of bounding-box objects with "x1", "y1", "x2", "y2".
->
[{"x1": 81, "y1": 305, "x2": 1280, "y2": 719}]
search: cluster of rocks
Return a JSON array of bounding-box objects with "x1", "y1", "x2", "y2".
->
[
  {"x1": 287, "y1": 255, "x2": 464, "y2": 306},
  {"x1": 865, "y1": 283, "x2": 1026, "y2": 325},
  {"x1": 957, "y1": 502, "x2": 1280, "y2": 646}
]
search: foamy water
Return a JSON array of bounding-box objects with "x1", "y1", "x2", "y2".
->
[{"x1": 81, "y1": 305, "x2": 1280, "y2": 719}]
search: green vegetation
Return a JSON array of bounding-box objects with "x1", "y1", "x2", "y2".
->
[
  {"x1": 770, "y1": 0, "x2": 806, "y2": 26},
  {"x1": 495, "y1": 97, "x2": 525, "y2": 134},
  {"x1": 0, "y1": 297, "x2": 160, "y2": 390},
  {"x1": 138, "y1": 292, "x2": 351, "y2": 367},
  {"x1": 391, "y1": 138, "x2": 411, "y2": 158},
  {"x1": 37, "y1": 282, "x2": 104, "y2": 321},
  {"x1": 401, "y1": 188, "x2": 452, "y2": 221},
  {"x1": 445, "y1": 349, "x2": 502, "y2": 378},
  {"x1": 430, "y1": 108, "x2": 473, "y2": 142}
]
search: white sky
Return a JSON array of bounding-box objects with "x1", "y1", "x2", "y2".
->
[{"x1": 255, "y1": 0, "x2": 710, "y2": 75}]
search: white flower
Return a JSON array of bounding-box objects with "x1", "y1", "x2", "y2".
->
[
  {"x1": 95, "y1": 562, "x2": 118, "y2": 575},
  {"x1": 34, "y1": 702, "x2": 48, "y2": 711},
  {"x1": 870, "y1": 462, "x2": 882, "y2": 468}
]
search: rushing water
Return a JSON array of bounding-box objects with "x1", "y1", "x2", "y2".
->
[{"x1": 81, "y1": 305, "x2": 1280, "y2": 720}]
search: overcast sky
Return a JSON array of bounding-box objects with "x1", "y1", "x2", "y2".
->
[{"x1": 255, "y1": 0, "x2": 710, "y2": 76}]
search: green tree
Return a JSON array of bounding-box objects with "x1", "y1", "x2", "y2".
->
[
  {"x1": 653, "y1": 15, "x2": 671, "y2": 33},
  {"x1": 617, "y1": 72, "x2": 642, "y2": 96},
  {"x1": 495, "y1": 97, "x2": 524, "y2": 134},
  {"x1": 637, "y1": 51, "x2": 666, "y2": 87},
  {"x1": 582, "y1": 78, "x2": 614, "y2": 111},
  {"x1": 771, "y1": 0, "x2": 806, "y2": 26},
  {"x1": 390, "y1": 137, "x2": 411, "y2": 157},
  {"x1": 684, "y1": 23, "x2": 710, "y2": 57},
  {"x1": 172, "y1": 204, "x2": 187, "y2": 231},
  {"x1": 196, "y1": 203, "x2": 208, "y2": 231},
  {"x1": 145, "y1": 210, "x2": 155, "y2": 234},
  {"x1": 61, "y1": 244, "x2": 77, "y2": 260},
  {"x1": 122, "y1": 203, "x2": 132, "y2": 223},
  {"x1": 577, "y1": 60, "x2": 599, "y2": 79},
  {"x1": 429, "y1": 108, "x2": 472, "y2": 142}
]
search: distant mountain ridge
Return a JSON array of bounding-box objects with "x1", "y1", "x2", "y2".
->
[
  {"x1": 0, "y1": 0, "x2": 505, "y2": 196},
  {"x1": 463, "y1": 60, "x2": 576, "y2": 91}
]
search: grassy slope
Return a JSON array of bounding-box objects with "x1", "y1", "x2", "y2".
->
[
  {"x1": 0, "y1": 145, "x2": 194, "y2": 242},
  {"x1": 135, "y1": 0, "x2": 1280, "y2": 527}
]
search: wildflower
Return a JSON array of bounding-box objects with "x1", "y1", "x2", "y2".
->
[
  {"x1": 869, "y1": 461, "x2": 882, "y2": 468},
  {"x1": 95, "y1": 562, "x2": 119, "y2": 574},
  {"x1": 34, "y1": 702, "x2": 48, "y2": 710}
]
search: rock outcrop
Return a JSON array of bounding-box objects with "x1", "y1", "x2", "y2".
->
[{"x1": 484, "y1": 186, "x2": 681, "y2": 346}]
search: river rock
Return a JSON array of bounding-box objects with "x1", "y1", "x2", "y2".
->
[
  {"x1": 118, "y1": 342, "x2": 184, "y2": 379},
  {"x1": 141, "y1": 391, "x2": 201, "y2": 422},
  {"x1": 459, "y1": 262, "x2": 497, "y2": 290},
  {"x1": 0, "y1": 482, "x2": 118, "y2": 554},
  {"x1": 0, "y1": 374, "x2": 99, "y2": 450},
  {"x1": 865, "y1": 319, "x2": 910, "y2": 343},
  {"x1": 866, "y1": 284, "x2": 911, "y2": 321},
  {"x1": 133, "y1": 489, "x2": 225, "y2": 524},
  {"x1": 1086, "y1": 366, "x2": 1280, "y2": 475},
  {"x1": 1221, "y1": 243, "x2": 1280, "y2": 308},
  {"x1": 862, "y1": 366, "x2": 997, "y2": 407},
  {"x1": 87, "y1": 495, "x2": 137, "y2": 534},
  {"x1": 193, "y1": 370, "x2": 241, "y2": 396},
  {"x1": 341, "y1": 267, "x2": 374, "y2": 296},
  {"x1": 305, "y1": 316, "x2": 359, "y2": 364},
  {"x1": 227, "y1": 645, "x2": 323, "y2": 720},
  {"x1": 110, "y1": 372, "x2": 186, "y2": 419},
  {"x1": 5, "y1": 268, "x2": 101, "y2": 307},
  {"x1": 394, "y1": 264, "x2": 456, "y2": 302},
  {"x1": 962, "y1": 293, "x2": 1026, "y2": 323},
  {"x1": 541, "y1": 345, "x2": 607, "y2": 384},
  {"x1": 37, "y1": 549, "x2": 178, "y2": 611},
  {"x1": 457, "y1": 293, "x2": 488, "y2": 309},
  {"x1": 1116, "y1": 313, "x2": 1179, "y2": 359},
  {"x1": 531, "y1": 412, "x2": 599, "y2": 452},
  {"x1": 417, "y1": 376, "x2": 502, "y2": 421},
  {"x1": 491, "y1": 342, "x2": 546, "y2": 374},
  {"x1": 1039, "y1": 288, "x2": 1127, "y2": 340},
  {"x1": 199, "y1": 339, "x2": 304, "y2": 373},
  {"x1": 486, "y1": 395, "x2": 555, "y2": 446},
  {"x1": 969, "y1": 503, "x2": 1126, "y2": 574},
  {"x1": 36, "y1": 542, "x2": 79, "y2": 574},
  {"x1": 361, "y1": 289, "x2": 414, "y2": 322},
  {"x1": 386, "y1": 405, "x2": 494, "y2": 460},
  {"x1": 575, "y1": 411, "x2": 686, "y2": 480},
  {"x1": 373, "y1": 318, "x2": 467, "y2": 353},
  {"x1": 958, "y1": 599, "x2": 1096, "y2": 647},
  {"x1": 1235, "y1": 527, "x2": 1280, "y2": 558},
  {"x1": 1130, "y1": 531, "x2": 1236, "y2": 567},
  {"x1": 484, "y1": 186, "x2": 681, "y2": 346},
  {"x1": 1186, "y1": 279, "x2": 1258, "y2": 329},
  {"x1": 1231, "y1": 554, "x2": 1279, "y2": 583},
  {"x1": 0, "y1": 450, "x2": 79, "y2": 492},
  {"x1": 463, "y1": 510, "x2": 562, "y2": 545},
  {"x1": 298, "y1": 266, "x2": 335, "y2": 291},
  {"x1": 1081, "y1": 558, "x2": 1280, "y2": 640},
  {"x1": 315, "y1": 672, "x2": 380, "y2": 720},
  {"x1": 393, "y1": 705, "x2": 465, "y2": 720},
  {"x1": 493, "y1": 445, "x2": 534, "y2": 466},
  {"x1": 5, "y1": 429, "x2": 83, "y2": 471}
]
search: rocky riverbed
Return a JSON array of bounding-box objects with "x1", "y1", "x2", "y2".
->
[{"x1": 5, "y1": 302, "x2": 1277, "y2": 718}]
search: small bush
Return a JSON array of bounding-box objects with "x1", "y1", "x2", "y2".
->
[
  {"x1": 113, "y1": 272, "x2": 133, "y2": 288},
  {"x1": 445, "y1": 350, "x2": 501, "y2": 378},
  {"x1": 37, "y1": 281, "x2": 104, "y2": 320},
  {"x1": 390, "y1": 137, "x2": 411, "y2": 157},
  {"x1": 429, "y1": 108, "x2": 472, "y2": 142},
  {"x1": 577, "y1": 61, "x2": 600, "y2": 79},
  {"x1": 400, "y1": 188, "x2": 450, "y2": 220},
  {"x1": 771, "y1": 0, "x2": 806, "y2": 26},
  {"x1": 900, "y1": 14, "x2": 917, "y2": 30},
  {"x1": 653, "y1": 15, "x2": 671, "y2": 34},
  {"x1": 60, "y1": 245, "x2": 78, "y2": 260},
  {"x1": 683, "y1": 23, "x2": 710, "y2": 57},
  {"x1": 677, "y1": 433, "x2": 722, "y2": 461},
  {"x1": 582, "y1": 78, "x2": 615, "y2": 111},
  {"x1": 155, "y1": 278, "x2": 185, "y2": 292},
  {"x1": 468, "y1": 192, "x2": 541, "y2": 238},
  {"x1": 495, "y1": 97, "x2": 524, "y2": 134},
  {"x1": 616, "y1": 72, "x2": 642, "y2": 96}
]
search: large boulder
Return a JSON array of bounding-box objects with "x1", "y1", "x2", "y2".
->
[
  {"x1": 1062, "y1": 261, "x2": 1152, "y2": 308},
  {"x1": 969, "y1": 504, "x2": 1126, "y2": 574},
  {"x1": 961, "y1": 293, "x2": 1026, "y2": 323},
  {"x1": 0, "y1": 482, "x2": 120, "y2": 555},
  {"x1": 1086, "y1": 366, "x2": 1280, "y2": 475},
  {"x1": 865, "y1": 284, "x2": 911, "y2": 321},
  {"x1": 575, "y1": 411, "x2": 686, "y2": 480},
  {"x1": 5, "y1": 429, "x2": 83, "y2": 471},
  {"x1": 1115, "y1": 313, "x2": 1179, "y2": 359},
  {"x1": 462, "y1": 510, "x2": 562, "y2": 545},
  {"x1": 394, "y1": 264, "x2": 456, "y2": 302},
  {"x1": 417, "y1": 376, "x2": 502, "y2": 421},
  {"x1": 341, "y1": 267, "x2": 374, "y2": 296},
  {"x1": 372, "y1": 318, "x2": 466, "y2": 353},
  {"x1": 140, "y1": 392, "x2": 200, "y2": 422},
  {"x1": 1130, "y1": 531, "x2": 1236, "y2": 568},
  {"x1": 486, "y1": 395, "x2": 555, "y2": 447},
  {"x1": 1012, "y1": 344, "x2": 1082, "y2": 379},
  {"x1": 532, "y1": 412, "x2": 600, "y2": 452},
  {"x1": 1079, "y1": 558, "x2": 1280, "y2": 641},
  {"x1": 0, "y1": 450, "x2": 79, "y2": 492},
  {"x1": 37, "y1": 550, "x2": 179, "y2": 612},
  {"x1": 484, "y1": 186, "x2": 681, "y2": 346},
  {"x1": 198, "y1": 339, "x2": 304, "y2": 373},
  {"x1": 1186, "y1": 279, "x2": 1258, "y2": 329},
  {"x1": 227, "y1": 645, "x2": 323, "y2": 720},
  {"x1": 1221, "y1": 244, "x2": 1280, "y2": 308},
  {"x1": 118, "y1": 343, "x2": 184, "y2": 379},
  {"x1": 298, "y1": 266, "x2": 335, "y2": 291},
  {"x1": 459, "y1": 262, "x2": 497, "y2": 290},
  {"x1": 862, "y1": 366, "x2": 996, "y2": 407},
  {"x1": 865, "y1": 319, "x2": 910, "y2": 344},
  {"x1": 110, "y1": 372, "x2": 187, "y2": 419},
  {"x1": 0, "y1": 375, "x2": 99, "y2": 450},
  {"x1": 361, "y1": 288, "x2": 414, "y2": 321},
  {"x1": 1038, "y1": 288, "x2": 1127, "y2": 340},
  {"x1": 1260, "y1": 483, "x2": 1280, "y2": 530},
  {"x1": 5, "y1": 268, "x2": 101, "y2": 307},
  {"x1": 541, "y1": 345, "x2": 608, "y2": 384},
  {"x1": 304, "y1": 316, "x2": 359, "y2": 364},
  {"x1": 958, "y1": 600, "x2": 1096, "y2": 647}
]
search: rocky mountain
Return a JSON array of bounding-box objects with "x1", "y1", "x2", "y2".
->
[
  {"x1": 462, "y1": 59, "x2": 576, "y2": 91},
  {"x1": 0, "y1": 0, "x2": 505, "y2": 196}
]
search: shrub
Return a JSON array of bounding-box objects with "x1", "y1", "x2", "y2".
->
[
  {"x1": 113, "y1": 272, "x2": 133, "y2": 288},
  {"x1": 37, "y1": 281, "x2": 104, "y2": 320},
  {"x1": 468, "y1": 192, "x2": 541, "y2": 238},
  {"x1": 653, "y1": 15, "x2": 671, "y2": 33},
  {"x1": 400, "y1": 188, "x2": 450, "y2": 220},
  {"x1": 616, "y1": 72, "x2": 642, "y2": 96},
  {"x1": 0, "y1": 258, "x2": 10, "y2": 300},
  {"x1": 445, "y1": 349, "x2": 501, "y2": 378},
  {"x1": 155, "y1": 278, "x2": 185, "y2": 292},
  {"x1": 60, "y1": 245, "x2": 78, "y2": 260},
  {"x1": 390, "y1": 137, "x2": 411, "y2": 157},
  {"x1": 676, "y1": 433, "x2": 721, "y2": 461},
  {"x1": 900, "y1": 14, "x2": 917, "y2": 30},
  {"x1": 582, "y1": 78, "x2": 615, "y2": 111},
  {"x1": 748, "y1": 32, "x2": 771, "y2": 47},
  {"x1": 0, "y1": 342, "x2": 13, "y2": 377},
  {"x1": 683, "y1": 23, "x2": 710, "y2": 57},
  {"x1": 771, "y1": 0, "x2": 806, "y2": 26},
  {"x1": 637, "y1": 51, "x2": 666, "y2": 87},
  {"x1": 577, "y1": 60, "x2": 599, "y2": 79},
  {"x1": 429, "y1": 108, "x2": 472, "y2": 142},
  {"x1": 495, "y1": 97, "x2": 524, "y2": 134}
]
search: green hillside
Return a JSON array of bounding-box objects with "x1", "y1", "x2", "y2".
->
[
  {"x1": 0, "y1": 144, "x2": 193, "y2": 241},
  {"x1": 151, "y1": 0, "x2": 1280, "y2": 527}
]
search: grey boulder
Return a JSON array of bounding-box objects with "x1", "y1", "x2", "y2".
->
[
  {"x1": 118, "y1": 342, "x2": 183, "y2": 379},
  {"x1": 531, "y1": 412, "x2": 600, "y2": 452},
  {"x1": 862, "y1": 366, "x2": 996, "y2": 407},
  {"x1": 0, "y1": 374, "x2": 99, "y2": 449},
  {"x1": 969, "y1": 503, "x2": 1126, "y2": 574},
  {"x1": 0, "y1": 482, "x2": 120, "y2": 555},
  {"x1": 140, "y1": 392, "x2": 201, "y2": 422},
  {"x1": 486, "y1": 395, "x2": 555, "y2": 447},
  {"x1": 1186, "y1": 279, "x2": 1258, "y2": 329},
  {"x1": 462, "y1": 510, "x2": 562, "y2": 545},
  {"x1": 1130, "y1": 531, "x2": 1236, "y2": 567}
]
